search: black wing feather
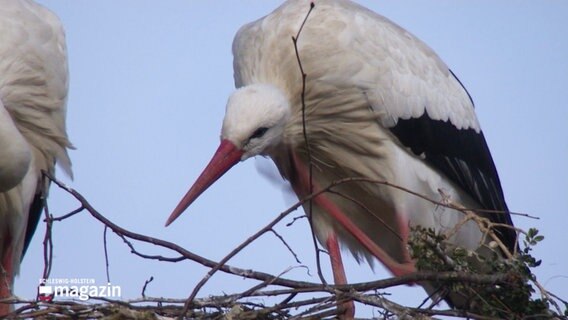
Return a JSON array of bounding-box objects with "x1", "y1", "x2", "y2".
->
[
  {"x1": 21, "y1": 189, "x2": 44, "y2": 260},
  {"x1": 389, "y1": 109, "x2": 516, "y2": 251}
]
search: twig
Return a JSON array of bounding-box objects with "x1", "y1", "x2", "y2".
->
[
  {"x1": 50, "y1": 205, "x2": 84, "y2": 221},
  {"x1": 286, "y1": 214, "x2": 307, "y2": 227},
  {"x1": 103, "y1": 225, "x2": 111, "y2": 284},
  {"x1": 141, "y1": 276, "x2": 154, "y2": 298},
  {"x1": 270, "y1": 229, "x2": 302, "y2": 264},
  {"x1": 40, "y1": 174, "x2": 53, "y2": 283},
  {"x1": 291, "y1": 1, "x2": 328, "y2": 290}
]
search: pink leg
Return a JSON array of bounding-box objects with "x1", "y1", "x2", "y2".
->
[
  {"x1": 326, "y1": 233, "x2": 355, "y2": 319},
  {"x1": 291, "y1": 152, "x2": 416, "y2": 276},
  {"x1": 0, "y1": 244, "x2": 14, "y2": 316},
  {"x1": 397, "y1": 214, "x2": 413, "y2": 263}
]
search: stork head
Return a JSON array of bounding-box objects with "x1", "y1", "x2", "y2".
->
[
  {"x1": 165, "y1": 83, "x2": 290, "y2": 226},
  {"x1": 222, "y1": 84, "x2": 291, "y2": 159}
]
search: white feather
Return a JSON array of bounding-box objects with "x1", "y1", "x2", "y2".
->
[{"x1": 0, "y1": 0, "x2": 72, "y2": 304}]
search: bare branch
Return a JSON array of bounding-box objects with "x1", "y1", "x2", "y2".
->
[{"x1": 13, "y1": 169, "x2": 560, "y2": 319}]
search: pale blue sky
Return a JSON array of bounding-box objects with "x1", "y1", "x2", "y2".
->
[{"x1": 17, "y1": 1, "x2": 568, "y2": 316}]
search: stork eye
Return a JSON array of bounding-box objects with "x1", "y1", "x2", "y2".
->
[{"x1": 250, "y1": 127, "x2": 269, "y2": 139}]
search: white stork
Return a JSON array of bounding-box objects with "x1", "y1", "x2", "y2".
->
[
  {"x1": 166, "y1": 0, "x2": 516, "y2": 316},
  {"x1": 0, "y1": 0, "x2": 71, "y2": 313}
]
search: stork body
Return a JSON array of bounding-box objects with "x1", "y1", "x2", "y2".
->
[
  {"x1": 0, "y1": 0, "x2": 71, "y2": 313},
  {"x1": 167, "y1": 0, "x2": 515, "y2": 316}
]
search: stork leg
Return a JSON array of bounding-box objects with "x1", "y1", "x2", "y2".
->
[
  {"x1": 0, "y1": 244, "x2": 14, "y2": 316},
  {"x1": 291, "y1": 152, "x2": 416, "y2": 276},
  {"x1": 326, "y1": 233, "x2": 355, "y2": 319},
  {"x1": 397, "y1": 214, "x2": 413, "y2": 264}
]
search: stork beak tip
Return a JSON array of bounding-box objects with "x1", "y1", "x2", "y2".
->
[
  {"x1": 165, "y1": 140, "x2": 242, "y2": 228},
  {"x1": 164, "y1": 214, "x2": 177, "y2": 227}
]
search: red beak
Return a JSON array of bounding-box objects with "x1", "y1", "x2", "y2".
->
[{"x1": 165, "y1": 139, "x2": 244, "y2": 226}]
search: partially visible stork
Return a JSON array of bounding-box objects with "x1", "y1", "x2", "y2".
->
[
  {"x1": 0, "y1": 0, "x2": 72, "y2": 314},
  {"x1": 166, "y1": 0, "x2": 515, "y2": 317}
]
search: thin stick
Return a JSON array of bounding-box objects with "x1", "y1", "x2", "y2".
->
[
  {"x1": 291, "y1": 1, "x2": 328, "y2": 288},
  {"x1": 103, "y1": 225, "x2": 111, "y2": 284},
  {"x1": 40, "y1": 172, "x2": 53, "y2": 283},
  {"x1": 141, "y1": 276, "x2": 154, "y2": 298},
  {"x1": 270, "y1": 229, "x2": 302, "y2": 264}
]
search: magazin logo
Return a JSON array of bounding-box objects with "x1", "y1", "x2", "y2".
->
[{"x1": 38, "y1": 278, "x2": 121, "y2": 301}]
